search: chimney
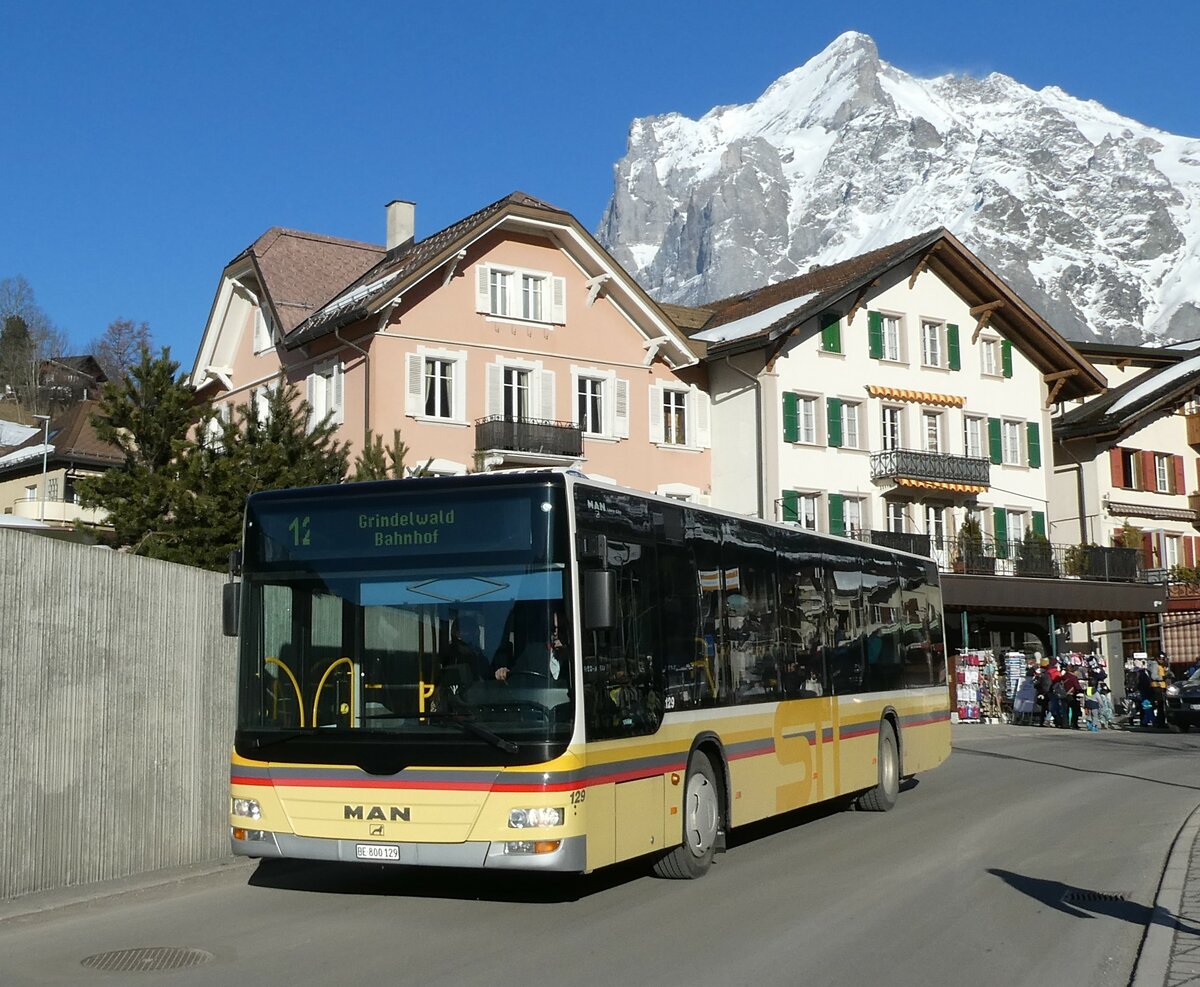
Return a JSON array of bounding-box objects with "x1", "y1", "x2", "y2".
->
[{"x1": 386, "y1": 200, "x2": 415, "y2": 251}]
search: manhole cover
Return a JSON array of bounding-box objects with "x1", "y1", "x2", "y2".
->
[
  {"x1": 1062, "y1": 890, "x2": 1126, "y2": 903},
  {"x1": 80, "y1": 947, "x2": 213, "y2": 973}
]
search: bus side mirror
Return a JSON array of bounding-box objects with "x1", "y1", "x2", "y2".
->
[
  {"x1": 222, "y1": 582, "x2": 240, "y2": 638},
  {"x1": 582, "y1": 569, "x2": 615, "y2": 630}
]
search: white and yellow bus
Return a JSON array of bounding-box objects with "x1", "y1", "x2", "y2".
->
[{"x1": 227, "y1": 470, "x2": 950, "y2": 879}]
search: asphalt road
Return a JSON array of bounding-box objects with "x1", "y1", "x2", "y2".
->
[{"x1": 2, "y1": 725, "x2": 1198, "y2": 987}]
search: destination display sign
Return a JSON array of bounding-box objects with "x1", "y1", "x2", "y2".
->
[{"x1": 247, "y1": 489, "x2": 551, "y2": 565}]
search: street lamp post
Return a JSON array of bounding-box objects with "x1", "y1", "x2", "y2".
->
[{"x1": 33, "y1": 413, "x2": 50, "y2": 523}]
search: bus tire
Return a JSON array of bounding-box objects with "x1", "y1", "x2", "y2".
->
[
  {"x1": 653, "y1": 752, "x2": 721, "y2": 879},
  {"x1": 857, "y1": 721, "x2": 899, "y2": 812}
]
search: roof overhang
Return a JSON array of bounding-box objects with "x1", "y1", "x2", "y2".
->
[{"x1": 942, "y1": 573, "x2": 1165, "y2": 621}]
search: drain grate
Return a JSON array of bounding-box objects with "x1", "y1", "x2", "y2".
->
[
  {"x1": 1062, "y1": 890, "x2": 1126, "y2": 904},
  {"x1": 81, "y1": 947, "x2": 213, "y2": 973}
]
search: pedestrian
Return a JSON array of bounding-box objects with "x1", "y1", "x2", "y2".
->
[
  {"x1": 1097, "y1": 683, "x2": 1115, "y2": 729},
  {"x1": 1058, "y1": 664, "x2": 1083, "y2": 729},
  {"x1": 1083, "y1": 686, "x2": 1101, "y2": 731}
]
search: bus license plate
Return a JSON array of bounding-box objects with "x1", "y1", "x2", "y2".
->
[{"x1": 356, "y1": 844, "x2": 399, "y2": 861}]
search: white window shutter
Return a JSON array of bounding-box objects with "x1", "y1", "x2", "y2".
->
[
  {"x1": 331, "y1": 362, "x2": 345, "y2": 425},
  {"x1": 614, "y1": 377, "x2": 629, "y2": 438},
  {"x1": 405, "y1": 353, "x2": 423, "y2": 416},
  {"x1": 486, "y1": 363, "x2": 503, "y2": 417},
  {"x1": 453, "y1": 352, "x2": 467, "y2": 421},
  {"x1": 305, "y1": 373, "x2": 318, "y2": 432},
  {"x1": 648, "y1": 382, "x2": 664, "y2": 444},
  {"x1": 475, "y1": 265, "x2": 491, "y2": 313},
  {"x1": 692, "y1": 388, "x2": 710, "y2": 448},
  {"x1": 540, "y1": 370, "x2": 555, "y2": 421},
  {"x1": 551, "y1": 277, "x2": 566, "y2": 323}
]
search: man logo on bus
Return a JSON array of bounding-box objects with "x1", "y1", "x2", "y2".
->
[{"x1": 344, "y1": 805, "x2": 412, "y2": 821}]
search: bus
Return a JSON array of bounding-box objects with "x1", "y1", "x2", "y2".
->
[{"x1": 226, "y1": 469, "x2": 950, "y2": 879}]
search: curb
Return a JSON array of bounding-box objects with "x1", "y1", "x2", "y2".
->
[
  {"x1": 1130, "y1": 801, "x2": 1200, "y2": 987},
  {"x1": 0, "y1": 857, "x2": 256, "y2": 925}
]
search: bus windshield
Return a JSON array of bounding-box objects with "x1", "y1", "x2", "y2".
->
[{"x1": 234, "y1": 481, "x2": 573, "y2": 760}]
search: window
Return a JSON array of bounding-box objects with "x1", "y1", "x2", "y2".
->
[
  {"x1": 1164, "y1": 535, "x2": 1182, "y2": 569},
  {"x1": 503, "y1": 367, "x2": 531, "y2": 421},
  {"x1": 881, "y1": 406, "x2": 902, "y2": 451},
  {"x1": 923, "y1": 411, "x2": 943, "y2": 453},
  {"x1": 489, "y1": 269, "x2": 511, "y2": 317},
  {"x1": 1155, "y1": 453, "x2": 1172, "y2": 493},
  {"x1": 424, "y1": 359, "x2": 455, "y2": 419},
  {"x1": 964, "y1": 416, "x2": 985, "y2": 458},
  {"x1": 844, "y1": 497, "x2": 864, "y2": 535},
  {"x1": 981, "y1": 339, "x2": 999, "y2": 376},
  {"x1": 307, "y1": 361, "x2": 344, "y2": 429},
  {"x1": 1118, "y1": 448, "x2": 1138, "y2": 489},
  {"x1": 1006, "y1": 510, "x2": 1028, "y2": 545},
  {"x1": 663, "y1": 389, "x2": 687, "y2": 445},
  {"x1": 886, "y1": 501, "x2": 907, "y2": 533},
  {"x1": 926, "y1": 504, "x2": 946, "y2": 549},
  {"x1": 521, "y1": 274, "x2": 544, "y2": 322},
  {"x1": 921, "y1": 322, "x2": 943, "y2": 368},
  {"x1": 250, "y1": 385, "x2": 274, "y2": 424},
  {"x1": 798, "y1": 395, "x2": 817, "y2": 444},
  {"x1": 841, "y1": 401, "x2": 860, "y2": 449},
  {"x1": 477, "y1": 264, "x2": 564, "y2": 324},
  {"x1": 883, "y1": 316, "x2": 902, "y2": 362},
  {"x1": 46, "y1": 477, "x2": 59, "y2": 502},
  {"x1": 797, "y1": 493, "x2": 818, "y2": 531},
  {"x1": 24, "y1": 484, "x2": 36, "y2": 502},
  {"x1": 577, "y1": 377, "x2": 604, "y2": 435},
  {"x1": 1001, "y1": 420, "x2": 1023, "y2": 466}
]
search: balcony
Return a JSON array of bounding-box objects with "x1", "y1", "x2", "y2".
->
[
  {"x1": 855, "y1": 530, "x2": 1152, "y2": 583},
  {"x1": 870, "y1": 448, "x2": 991, "y2": 488},
  {"x1": 475, "y1": 415, "x2": 583, "y2": 461},
  {"x1": 7, "y1": 497, "x2": 108, "y2": 527}
]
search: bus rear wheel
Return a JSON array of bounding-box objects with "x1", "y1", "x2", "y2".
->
[
  {"x1": 654, "y1": 752, "x2": 721, "y2": 879},
  {"x1": 857, "y1": 721, "x2": 899, "y2": 812}
]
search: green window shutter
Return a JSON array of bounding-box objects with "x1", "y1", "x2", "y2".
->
[
  {"x1": 782, "y1": 392, "x2": 799, "y2": 443},
  {"x1": 1026, "y1": 421, "x2": 1041, "y2": 468},
  {"x1": 1001, "y1": 339, "x2": 1013, "y2": 378},
  {"x1": 828, "y1": 494, "x2": 846, "y2": 537},
  {"x1": 782, "y1": 489, "x2": 799, "y2": 523},
  {"x1": 1032, "y1": 511, "x2": 1046, "y2": 537},
  {"x1": 868, "y1": 310, "x2": 883, "y2": 359},
  {"x1": 993, "y1": 508, "x2": 1009, "y2": 559},
  {"x1": 820, "y1": 312, "x2": 842, "y2": 354},
  {"x1": 987, "y1": 417, "x2": 1002, "y2": 465},
  {"x1": 826, "y1": 397, "x2": 843, "y2": 447},
  {"x1": 947, "y1": 324, "x2": 961, "y2": 371}
]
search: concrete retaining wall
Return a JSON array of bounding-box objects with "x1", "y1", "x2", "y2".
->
[{"x1": 0, "y1": 530, "x2": 236, "y2": 901}]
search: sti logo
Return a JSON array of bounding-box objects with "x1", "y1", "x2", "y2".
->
[{"x1": 344, "y1": 805, "x2": 411, "y2": 821}]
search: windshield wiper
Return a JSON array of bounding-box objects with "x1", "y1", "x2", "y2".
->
[
  {"x1": 247, "y1": 730, "x2": 314, "y2": 750},
  {"x1": 419, "y1": 713, "x2": 519, "y2": 754}
]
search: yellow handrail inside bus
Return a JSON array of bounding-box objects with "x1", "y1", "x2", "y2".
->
[
  {"x1": 265, "y1": 656, "x2": 305, "y2": 728},
  {"x1": 312, "y1": 657, "x2": 355, "y2": 727},
  {"x1": 417, "y1": 680, "x2": 436, "y2": 714}
]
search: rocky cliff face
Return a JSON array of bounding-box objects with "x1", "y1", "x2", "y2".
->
[{"x1": 598, "y1": 32, "x2": 1200, "y2": 343}]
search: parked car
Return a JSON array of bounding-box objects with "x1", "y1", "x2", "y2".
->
[{"x1": 1165, "y1": 667, "x2": 1200, "y2": 732}]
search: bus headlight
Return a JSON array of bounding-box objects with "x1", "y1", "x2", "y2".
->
[
  {"x1": 232, "y1": 798, "x2": 262, "y2": 820},
  {"x1": 508, "y1": 807, "x2": 564, "y2": 829},
  {"x1": 1166, "y1": 685, "x2": 1180, "y2": 697}
]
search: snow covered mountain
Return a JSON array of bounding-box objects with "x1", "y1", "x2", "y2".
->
[{"x1": 598, "y1": 32, "x2": 1200, "y2": 344}]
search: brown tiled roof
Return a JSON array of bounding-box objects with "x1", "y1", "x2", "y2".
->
[
  {"x1": 2, "y1": 400, "x2": 123, "y2": 471},
  {"x1": 238, "y1": 228, "x2": 386, "y2": 335},
  {"x1": 698, "y1": 230, "x2": 937, "y2": 340},
  {"x1": 284, "y1": 191, "x2": 569, "y2": 349},
  {"x1": 659, "y1": 303, "x2": 715, "y2": 333}
]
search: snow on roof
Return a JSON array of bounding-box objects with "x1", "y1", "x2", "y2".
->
[
  {"x1": 0, "y1": 420, "x2": 38, "y2": 447},
  {"x1": 0, "y1": 515, "x2": 50, "y2": 528},
  {"x1": 0, "y1": 442, "x2": 51, "y2": 469},
  {"x1": 1107, "y1": 353, "x2": 1200, "y2": 416},
  {"x1": 692, "y1": 292, "x2": 820, "y2": 344}
]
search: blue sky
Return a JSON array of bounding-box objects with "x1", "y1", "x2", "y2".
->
[{"x1": 2, "y1": 0, "x2": 1197, "y2": 364}]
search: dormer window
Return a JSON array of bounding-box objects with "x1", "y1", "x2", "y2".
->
[{"x1": 476, "y1": 264, "x2": 566, "y2": 325}]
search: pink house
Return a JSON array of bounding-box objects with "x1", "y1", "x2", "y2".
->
[{"x1": 191, "y1": 192, "x2": 711, "y2": 501}]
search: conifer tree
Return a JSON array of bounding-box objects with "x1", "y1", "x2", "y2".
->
[
  {"x1": 75, "y1": 346, "x2": 201, "y2": 557},
  {"x1": 352, "y1": 428, "x2": 413, "y2": 480},
  {"x1": 164, "y1": 384, "x2": 349, "y2": 570}
]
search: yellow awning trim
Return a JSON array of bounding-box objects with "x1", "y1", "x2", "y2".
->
[
  {"x1": 866, "y1": 385, "x2": 964, "y2": 407},
  {"x1": 895, "y1": 478, "x2": 987, "y2": 493}
]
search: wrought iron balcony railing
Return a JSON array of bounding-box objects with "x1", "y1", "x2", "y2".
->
[
  {"x1": 851, "y1": 530, "x2": 1153, "y2": 583},
  {"x1": 870, "y1": 448, "x2": 991, "y2": 487},
  {"x1": 475, "y1": 415, "x2": 583, "y2": 458}
]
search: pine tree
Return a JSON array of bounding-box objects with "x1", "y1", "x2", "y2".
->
[
  {"x1": 75, "y1": 347, "x2": 201, "y2": 557},
  {"x1": 352, "y1": 428, "x2": 413, "y2": 480},
  {"x1": 164, "y1": 383, "x2": 350, "y2": 570}
]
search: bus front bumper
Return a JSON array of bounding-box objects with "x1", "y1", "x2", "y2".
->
[{"x1": 230, "y1": 827, "x2": 587, "y2": 872}]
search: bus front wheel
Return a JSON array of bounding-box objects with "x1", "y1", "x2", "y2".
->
[
  {"x1": 654, "y1": 752, "x2": 721, "y2": 879},
  {"x1": 857, "y1": 721, "x2": 899, "y2": 812}
]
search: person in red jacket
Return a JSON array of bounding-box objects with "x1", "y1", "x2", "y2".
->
[{"x1": 1058, "y1": 665, "x2": 1084, "y2": 729}]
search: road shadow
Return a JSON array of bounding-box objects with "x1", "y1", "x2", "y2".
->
[
  {"x1": 988, "y1": 868, "x2": 1200, "y2": 935},
  {"x1": 246, "y1": 856, "x2": 651, "y2": 903}
]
